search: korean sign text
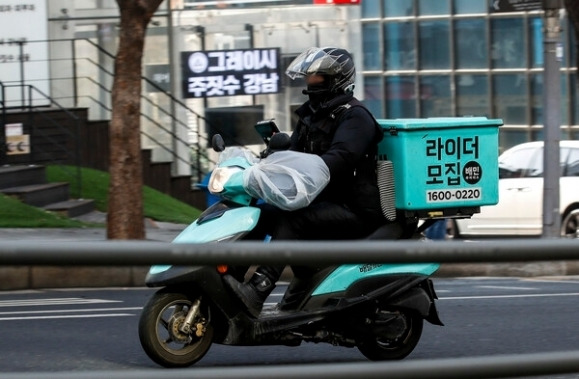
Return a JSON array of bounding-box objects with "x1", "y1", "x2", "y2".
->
[
  {"x1": 181, "y1": 48, "x2": 281, "y2": 98},
  {"x1": 424, "y1": 136, "x2": 483, "y2": 203}
]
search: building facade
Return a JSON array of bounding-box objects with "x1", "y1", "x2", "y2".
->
[
  {"x1": 2, "y1": 0, "x2": 576, "y2": 176},
  {"x1": 360, "y1": 0, "x2": 578, "y2": 152}
]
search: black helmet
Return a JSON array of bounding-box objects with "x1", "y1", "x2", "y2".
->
[{"x1": 285, "y1": 47, "x2": 356, "y2": 94}]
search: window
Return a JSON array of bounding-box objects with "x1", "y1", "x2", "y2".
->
[
  {"x1": 531, "y1": 73, "x2": 570, "y2": 126},
  {"x1": 530, "y1": 128, "x2": 569, "y2": 141},
  {"x1": 453, "y1": 0, "x2": 486, "y2": 14},
  {"x1": 455, "y1": 74, "x2": 489, "y2": 117},
  {"x1": 363, "y1": 75, "x2": 384, "y2": 118},
  {"x1": 523, "y1": 148, "x2": 543, "y2": 177},
  {"x1": 491, "y1": 18, "x2": 525, "y2": 69},
  {"x1": 362, "y1": 1, "x2": 381, "y2": 18},
  {"x1": 384, "y1": 0, "x2": 414, "y2": 17},
  {"x1": 454, "y1": 19, "x2": 488, "y2": 69},
  {"x1": 499, "y1": 129, "x2": 529, "y2": 153},
  {"x1": 498, "y1": 147, "x2": 541, "y2": 178},
  {"x1": 420, "y1": 75, "x2": 451, "y2": 117},
  {"x1": 418, "y1": 0, "x2": 449, "y2": 15},
  {"x1": 419, "y1": 20, "x2": 450, "y2": 70},
  {"x1": 365, "y1": 2, "x2": 577, "y2": 148},
  {"x1": 384, "y1": 22, "x2": 416, "y2": 70},
  {"x1": 493, "y1": 74, "x2": 528, "y2": 124},
  {"x1": 529, "y1": 17, "x2": 543, "y2": 68},
  {"x1": 362, "y1": 23, "x2": 381, "y2": 70},
  {"x1": 565, "y1": 148, "x2": 579, "y2": 177},
  {"x1": 385, "y1": 76, "x2": 417, "y2": 118},
  {"x1": 530, "y1": 74, "x2": 543, "y2": 125},
  {"x1": 560, "y1": 73, "x2": 569, "y2": 126},
  {"x1": 570, "y1": 23, "x2": 577, "y2": 71},
  {"x1": 571, "y1": 74, "x2": 579, "y2": 125}
]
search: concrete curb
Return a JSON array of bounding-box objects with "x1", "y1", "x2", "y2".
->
[
  {"x1": 2, "y1": 262, "x2": 579, "y2": 290},
  {"x1": 436, "y1": 261, "x2": 579, "y2": 278},
  {"x1": 0, "y1": 217, "x2": 185, "y2": 290}
]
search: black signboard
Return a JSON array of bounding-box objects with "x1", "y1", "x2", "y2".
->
[
  {"x1": 181, "y1": 48, "x2": 281, "y2": 99},
  {"x1": 490, "y1": 0, "x2": 543, "y2": 12}
]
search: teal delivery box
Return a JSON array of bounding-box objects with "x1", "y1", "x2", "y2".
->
[{"x1": 377, "y1": 117, "x2": 502, "y2": 213}]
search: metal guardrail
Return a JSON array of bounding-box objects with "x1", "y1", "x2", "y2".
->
[
  {"x1": 0, "y1": 238, "x2": 578, "y2": 378},
  {"x1": 1, "y1": 38, "x2": 217, "y2": 183},
  {"x1": 0, "y1": 239, "x2": 578, "y2": 266},
  {"x1": 0, "y1": 82, "x2": 83, "y2": 196},
  {"x1": 1, "y1": 351, "x2": 579, "y2": 379}
]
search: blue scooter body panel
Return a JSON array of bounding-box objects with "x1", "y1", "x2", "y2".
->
[
  {"x1": 312, "y1": 263, "x2": 440, "y2": 296},
  {"x1": 148, "y1": 206, "x2": 261, "y2": 276},
  {"x1": 173, "y1": 206, "x2": 261, "y2": 244}
]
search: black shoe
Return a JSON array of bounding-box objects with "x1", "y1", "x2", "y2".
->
[{"x1": 224, "y1": 273, "x2": 275, "y2": 318}]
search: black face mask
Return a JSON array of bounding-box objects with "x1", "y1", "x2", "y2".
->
[{"x1": 303, "y1": 83, "x2": 331, "y2": 108}]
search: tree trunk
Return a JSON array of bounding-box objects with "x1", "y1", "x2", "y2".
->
[{"x1": 107, "y1": 0, "x2": 163, "y2": 240}]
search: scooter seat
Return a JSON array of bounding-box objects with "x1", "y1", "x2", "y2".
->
[{"x1": 366, "y1": 222, "x2": 403, "y2": 240}]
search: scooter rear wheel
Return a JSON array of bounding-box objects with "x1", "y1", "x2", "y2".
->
[
  {"x1": 139, "y1": 290, "x2": 213, "y2": 367},
  {"x1": 356, "y1": 309, "x2": 423, "y2": 361}
]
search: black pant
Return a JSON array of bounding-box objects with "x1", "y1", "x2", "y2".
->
[{"x1": 245, "y1": 201, "x2": 390, "y2": 282}]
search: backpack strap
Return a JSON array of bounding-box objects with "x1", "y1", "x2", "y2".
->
[
  {"x1": 329, "y1": 100, "x2": 355, "y2": 120},
  {"x1": 331, "y1": 98, "x2": 384, "y2": 144},
  {"x1": 330, "y1": 98, "x2": 378, "y2": 124}
]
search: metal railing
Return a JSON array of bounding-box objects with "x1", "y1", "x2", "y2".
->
[
  {"x1": 0, "y1": 38, "x2": 226, "y2": 183},
  {"x1": 0, "y1": 82, "x2": 83, "y2": 196},
  {"x1": 68, "y1": 38, "x2": 215, "y2": 181},
  {"x1": 65, "y1": 38, "x2": 252, "y2": 181},
  {"x1": 2, "y1": 351, "x2": 579, "y2": 379},
  {"x1": 0, "y1": 238, "x2": 578, "y2": 377},
  {"x1": 1, "y1": 238, "x2": 579, "y2": 266}
]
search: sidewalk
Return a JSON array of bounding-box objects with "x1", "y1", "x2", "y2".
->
[
  {"x1": 0, "y1": 211, "x2": 187, "y2": 290},
  {"x1": 0, "y1": 211, "x2": 186, "y2": 243},
  {"x1": 0, "y1": 212, "x2": 577, "y2": 290}
]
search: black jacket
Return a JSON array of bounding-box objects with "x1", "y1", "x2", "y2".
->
[{"x1": 291, "y1": 92, "x2": 384, "y2": 220}]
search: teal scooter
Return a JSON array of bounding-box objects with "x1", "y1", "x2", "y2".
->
[{"x1": 138, "y1": 124, "x2": 443, "y2": 368}]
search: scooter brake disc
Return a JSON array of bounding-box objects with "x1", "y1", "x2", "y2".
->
[{"x1": 168, "y1": 311, "x2": 191, "y2": 344}]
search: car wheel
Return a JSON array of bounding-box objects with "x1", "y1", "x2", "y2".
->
[{"x1": 561, "y1": 208, "x2": 579, "y2": 238}]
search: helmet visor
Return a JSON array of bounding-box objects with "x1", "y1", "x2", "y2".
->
[{"x1": 285, "y1": 47, "x2": 347, "y2": 80}]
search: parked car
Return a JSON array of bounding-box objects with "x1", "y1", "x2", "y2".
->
[{"x1": 451, "y1": 141, "x2": 579, "y2": 238}]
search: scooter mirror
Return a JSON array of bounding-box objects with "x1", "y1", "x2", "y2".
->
[{"x1": 212, "y1": 134, "x2": 226, "y2": 152}]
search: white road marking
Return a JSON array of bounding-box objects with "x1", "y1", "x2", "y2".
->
[
  {"x1": 478, "y1": 285, "x2": 537, "y2": 290},
  {"x1": 0, "y1": 298, "x2": 121, "y2": 307},
  {"x1": 0, "y1": 299, "x2": 134, "y2": 321},
  {"x1": 0, "y1": 307, "x2": 141, "y2": 316},
  {"x1": 0, "y1": 313, "x2": 134, "y2": 321},
  {"x1": 441, "y1": 292, "x2": 579, "y2": 300}
]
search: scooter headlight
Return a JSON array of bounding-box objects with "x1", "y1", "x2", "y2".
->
[{"x1": 208, "y1": 166, "x2": 243, "y2": 194}]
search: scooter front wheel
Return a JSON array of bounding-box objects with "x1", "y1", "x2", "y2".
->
[
  {"x1": 138, "y1": 289, "x2": 214, "y2": 367},
  {"x1": 356, "y1": 309, "x2": 423, "y2": 361}
]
